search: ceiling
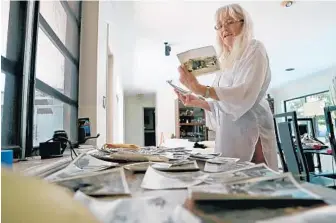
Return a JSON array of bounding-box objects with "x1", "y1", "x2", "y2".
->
[{"x1": 117, "y1": 1, "x2": 336, "y2": 95}]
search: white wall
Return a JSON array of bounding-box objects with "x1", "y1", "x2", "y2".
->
[
  {"x1": 78, "y1": 1, "x2": 99, "y2": 144},
  {"x1": 156, "y1": 87, "x2": 177, "y2": 146},
  {"x1": 107, "y1": 1, "x2": 135, "y2": 144},
  {"x1": 124, "y1": 94, "x2": 155, "y2": 146},
  {"x1": 79, "y1": 1, "x2": 128, "y2": 147},
  {"x1": 269, "y1": 65, "x2": 335, "y2": 114},
  {"x1": 112, "y1": 73, "x2": 124, "y2": 143}
]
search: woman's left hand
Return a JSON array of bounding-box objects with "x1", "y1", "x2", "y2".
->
[{"x1": 178, "y1": 66, "x2": 201, "y2": 94}]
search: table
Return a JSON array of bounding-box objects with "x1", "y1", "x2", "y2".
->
[
  {"x1": 13, "y1": 154, "x2": 336, "y2": 206},
  {"x1": 303, "y1": 148, "x2": 332, "y2": 173}
]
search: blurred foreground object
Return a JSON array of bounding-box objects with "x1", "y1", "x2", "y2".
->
[
  {"x1": 1, "y1": 150, "x2": 13, "y2": 168},
  {"x1": 2, "y1": 168, "x2": 100, "y2": 223}
]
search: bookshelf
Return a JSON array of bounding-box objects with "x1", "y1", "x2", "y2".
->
[{"x1": 175, "y1": 100, "x2": 208, "y2": 142}]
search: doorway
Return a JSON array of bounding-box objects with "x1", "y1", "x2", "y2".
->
[{"x1": 144, "y1": 107, "x2": 156, "y2": 146}]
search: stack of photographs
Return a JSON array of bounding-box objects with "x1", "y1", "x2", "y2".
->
[
  {"x1": 189, "y1": 152, "x2": 221, "y2": 161},
  {"x1": 89, "y1": 146, "x2": 210, "y2": 164},
  {"x1": 88, "y1": 148, "x2": 169, "y2": 163}
]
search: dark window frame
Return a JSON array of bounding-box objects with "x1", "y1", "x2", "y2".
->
[
  {"x1": 284, "y1": 90, "x2": 330, "y2": 138},
  {"x1": 284, "y1": 90, "x2": 330, "y2": 113},
  {"x1": 26, "y1": 0, "x2": 82, "y2": 156},
  {"x1": 1, "y1": 1, "x2": 82, "y2": 158},
  {"x1": 1, "y1": 1, "x2": 28, "y2": 158}
]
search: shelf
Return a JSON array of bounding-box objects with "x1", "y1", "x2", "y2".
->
[
  {"x1": 180, "y1": 123, "x2": 205, "y2": 126},
  {"x1": 179, "y1": 115, "x2": 202, "y2": 118}
]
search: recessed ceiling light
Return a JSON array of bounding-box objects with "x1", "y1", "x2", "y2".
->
[{"x1": 285, "y1": 68, "x2": 295, "y2": 71}]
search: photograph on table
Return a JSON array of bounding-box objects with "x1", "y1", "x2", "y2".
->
[
  {"x1": 204, "y1": 160, "x2": 255, "y2": 173},
  {"x1": 45, "y1": 153, "x2": 118, "y2": 182},
  {"x1": 141, "y1": 166, "x2": 209, "y2": 190},
  {"x1": 204, "y1": 163, "x2": 279, "y2": 184},
  {"x1": 54, "y1": 168, "x2": 130, "y2": 196},
  {"x1": 238, "y1": 173, "x2": 319, "y2": 199},
  {"x1": 124, "y1": 161, "x2": 199, "y2": 173},
  {"x1": 190, "y1": 173, "x2": 320, "y2": 200},
  {"x1": 206, "y1": 157, "x2": 240, "y2": 164},
  {"x1": 74, "y1": 191, "x2": 201, "y2": 223},
  {"x1": 177, "y1": 46, "x2": 220, "y2": 77}
]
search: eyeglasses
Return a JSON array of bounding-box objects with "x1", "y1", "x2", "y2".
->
[{"x1": 214, "y1": 19, "x2": 244, "y2": 30}]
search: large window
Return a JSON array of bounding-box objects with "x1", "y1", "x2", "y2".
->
[
  {"x1": 284, "y1": 91, "x2": 332, "y2": 138},
  {"x1": 1, "y1": 1, "x2": 82, "y2": 158},
  {"x1": 33, "y1": 1, "x2": 81, "y2": 148}
]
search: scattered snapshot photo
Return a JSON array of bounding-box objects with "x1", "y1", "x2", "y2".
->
[
  {"x1": 189, "y1": 152, "x2": 221, "y2": 161},
  {"x1": 206, "y1": 157, "x2": 240, "y2": 164},
  {"x1": 177, "y1": 46, "x2": 220, "y2": 77},
  {"x1": 204, "y1": 160, "x2": 255, "y2": 173},
  {"x1": 204, "y1": 163, "x2": 278, "y2": 184},
  {"x1": 45, "y1": 153, "x2": 118, "y2": 182},
  {"x1": 141, "y1": 166, "x2": 209, "y2": 190},
  {"x1": 124, "y1": 160, "x2": 199, "y2": 173},
  {"x1": 74, "y1": 191, "x2": 201, "y2": 223},
  {"x1": 54, "y1": 168, "x2": 130, "y2": 196},
  {"x1": 190, "y1": 173, "x2": 320, "y2": 200},
  {"x1": 238, "y1": 173, "x2": 320, "y2": 199}
]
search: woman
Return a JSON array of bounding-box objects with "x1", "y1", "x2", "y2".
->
[{"x1": 176, "y1": 4, "x2": 278, "y2": 170}]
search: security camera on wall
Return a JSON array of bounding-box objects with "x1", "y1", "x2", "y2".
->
[{"x1": 164, "y1": 42, "x2": 171, "y2": 56}]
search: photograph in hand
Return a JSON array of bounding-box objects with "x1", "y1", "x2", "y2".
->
[
  {"x1": 167, "y1": 80, "x2": 205, "y2": 101},
  {"x1": 166, "y1": 80, "x2": 190, "y2": 95},
  {"x1": 177, "y1": 46, "x2": 220, "y2": 77}
]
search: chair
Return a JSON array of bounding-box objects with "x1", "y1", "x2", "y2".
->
[
  {"x1": 274, "y1": 112, "x2": 310, "y2": 181},
  {"x1": 278, "y1": 122, "x2": 306, "y2": 180},
  {"x1": 274, "y1": 111, "x2": 336, "y2": 187},
  {"x1": 288, "y1": 117, "x2": 324, "y2": 172},
  {"x1": 324, "y1": 105, "x2": 336, "y2": 164}
]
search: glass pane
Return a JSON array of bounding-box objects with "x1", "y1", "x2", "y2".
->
[
  {"x1": 1, "y1": 72, "x2": 18, "y2": 146},
  {"x1": 33, "y1": 89, "x2": 77, "y2": 146},
  {"x1": 39, "y1": 0, "x2": 79, "y2": 58},
  {"x1": 1, "y1": 73, "x2": 5, "y2": 120},
  {"x1": 316, "y1": 115, "x2": 327, "y2": 138},
  {"x1": 285, "y1": 98, "x2": 305, "y2": 117},
  {"x1": 66, "y1": 0, "x2": 81, "y2": 19},
  {"x1": 306, "y1": 92, "x2": 331, "y2": 139},
  {"x1": 36, "y1": 27, "x2": 78, "y2": 100},
  {"x1": 306, "y1": 92, "x2": 332, "y2": 106},
  {"x1": 1, "y1": 0, "x2": 10, "y2": 56}
]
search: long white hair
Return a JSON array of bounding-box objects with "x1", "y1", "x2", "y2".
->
[{"x1": 215, "y1": 4, "x2": 254, "y2": 70}]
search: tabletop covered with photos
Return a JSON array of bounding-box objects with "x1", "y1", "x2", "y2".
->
[{"x1": 23, "y1": 143, "x2": 336, "y2": 223}]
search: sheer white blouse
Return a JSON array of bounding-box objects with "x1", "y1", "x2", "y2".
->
[{"x1": 205, "y1": 39, "x2": 278, "y2": 171}]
